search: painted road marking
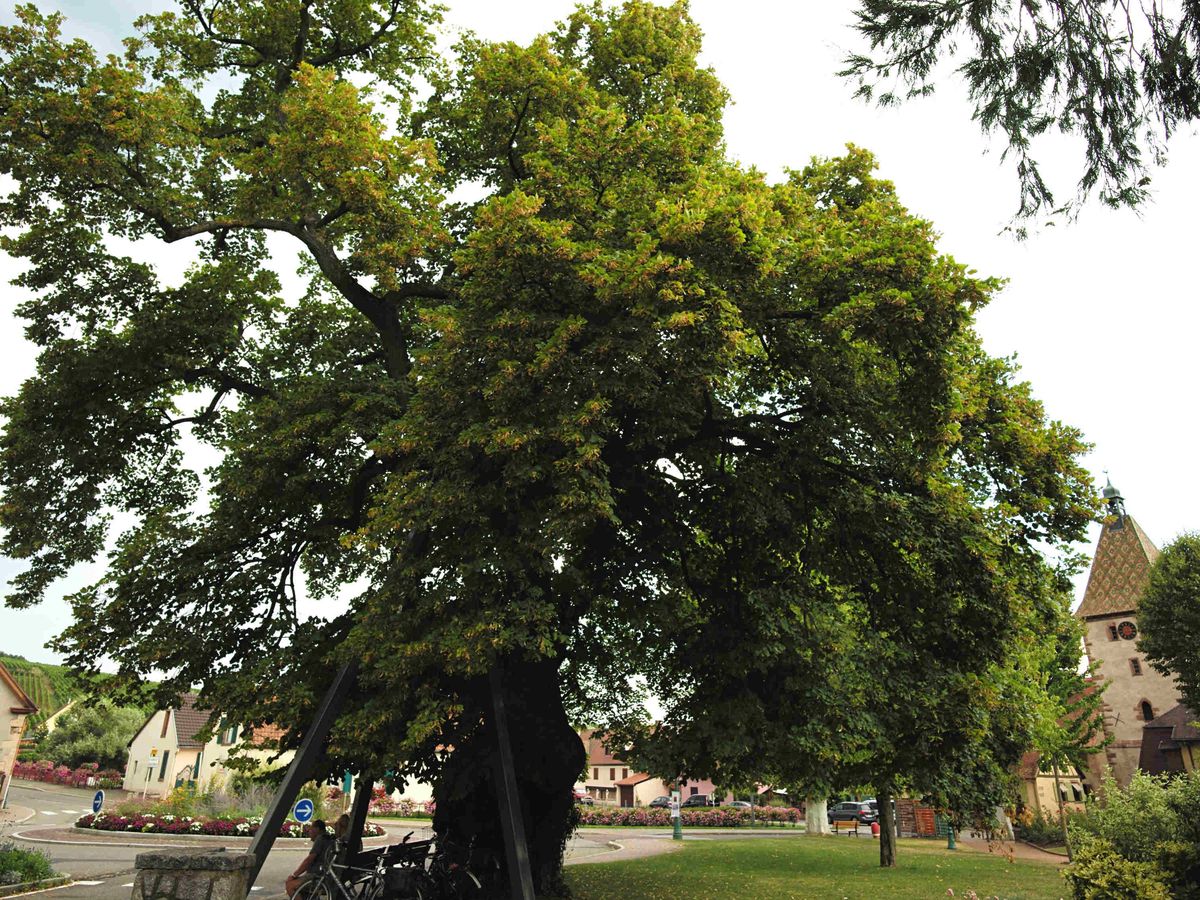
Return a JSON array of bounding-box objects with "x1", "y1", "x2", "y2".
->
[
  {"x1": 122, "y1": 884, "x2": 134, "y2": 888},
  {"x1": 40, "y1": 810, "x2": 58, "y2": 815},
  {"x1": 61, "y1": 809, "x2": 79, "y2": 814},
  {"x1": 75, "y1": 881, "x2": 104, "y2": 886},
  {"x1": 250, "y1": 887, "x2": 264, "y2": 891}
]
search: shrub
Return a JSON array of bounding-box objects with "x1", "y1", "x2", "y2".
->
[
  {"x1": 1065, "y1": 771, "x2": 1200, "y2": 900},
  {"x1": 576, "y1": 806, "x2": 802, "y2": 827},
  {"x1": 1064, "y1": 833, "x2": 1172, "y2": 900},
  {"x1": 75, "y1": 812, "x2": 385, "y2": 838},
  {"x1": 1014, "y1": 807, "x2": 1067, "y2": 846},
  {"x1": 0, "y1": 840, "x2": 57, "y2": 884},
  {"x1": 13, "y1": 759, "x2": 122, "y2": 789}
]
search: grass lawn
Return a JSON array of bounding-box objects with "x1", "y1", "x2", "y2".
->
[{"x1": 564, "y1": 836, "x2": 1068, "y2": 900}]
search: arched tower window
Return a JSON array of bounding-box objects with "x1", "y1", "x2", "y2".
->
[{"x1": 1140, "y1": 700, "x2": 1154, "y2": 722}]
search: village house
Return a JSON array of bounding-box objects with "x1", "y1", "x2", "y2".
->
[
  {"x1": 1138, "y1": 704, "x2": 1200, "y2": 775},
  {"x1": 0, "y1": 661, "x2": 37, "y2": 808},
  {"x1": 576, "y1": 729, "x2": 723, "y2": 807},
  {"x1": 122, "y1": 693, "x2": 287, "y2": 797}
]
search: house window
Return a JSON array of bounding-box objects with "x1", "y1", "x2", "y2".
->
[
  {"x1": 1130, "y1": 658, "x2": 1142, "y2": 676},
  {"x1": 609, "y1": 768, "x2": 615, "y2": 781},
  {"x1": 593, "y1": 767, "x2": 598, "y2": 781},
  {"x1": 133, "y1": 761, "x2": 138, "y2": 775},
  {"x1": 1058, "y1": 785, "x2": 1068, "y2": 801},
  {"x1": 1107, "y1": 624, "x2": 1119, "y2": 641},
  {"x1": 160, "y1": 709, "x2": 171, "y2": 738},
  {"x1": 1141, "y1": 701, "x2": 1154, "y2": 721},
  {"x1": 622, "y1": 768, "x2": 628, "y2": 780},
  {"x1": 690, "y1": 787, "x2": 699, "y2": 796},
  {"x1": 1071, "y1": 785, "x2": 1084, "y2": 802},
  {"x1": 157, "y1": 751, "x2": 170, "y2": 782},
  {"x1": 216, "y1": 719, "x2": 239, "y2": 745}
]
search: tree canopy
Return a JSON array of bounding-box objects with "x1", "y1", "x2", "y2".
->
[
  {"x1": 844, "y1": 1, "x2": 1200, "y2": 224},
  {"x1": 0, "y1": 0, "x2": 1096, "y2": 888},
  {"x1": 1139, "y1": 532, "x2": 1200, "y2": 715},
  {"x1": 35, "y1": 701, "x2": 145, "y2": 770}
]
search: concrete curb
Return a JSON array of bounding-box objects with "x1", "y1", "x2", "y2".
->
[
  {"x1": 11, "y1": 825, "x2": 395, "y2": 851},
  {"x1": 0, "y1": 876, "x2": 72, "y2": 897},
  {"x1": 0, "y1": 806, "x2": 36, "y2": 827}
]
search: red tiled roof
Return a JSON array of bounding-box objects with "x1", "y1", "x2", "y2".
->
[
  {"x1": 1075, "y1": 513, "x2": 1160, "y2": 619},
  {"x1": 245, "y1": 723, "x2": 287, "y2": 747},
  {"x1": 579, "y1": 729, "x2": 626, "y2": 766},
  {"x1": 615, "y1": 772, "x2": 654, "y2": 786},
  {"x1": 173, "y1": 693, "x2": 214, "y2": 750}
]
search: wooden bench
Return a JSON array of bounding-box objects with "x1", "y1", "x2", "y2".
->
[{"x1": 831, "y1": 819, "x2": 860, "y2": 835}]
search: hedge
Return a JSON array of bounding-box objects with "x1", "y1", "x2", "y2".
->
[
  {"x1": 75, "y1": 813, "x2": 386, "y2": 838},
  {"x1": 578, "y1": 806, "x2": 802, "y2": 827},
  {"x1": 14, "y1": 760, "x2": 122, "y2": 790}
]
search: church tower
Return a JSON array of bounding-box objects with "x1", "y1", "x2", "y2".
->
[{"x1": 1075, "y1": 481, "x2": 1182, "y2": 787}]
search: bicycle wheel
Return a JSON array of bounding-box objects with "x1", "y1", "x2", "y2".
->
[{"x1": 295, "y1": 877, "x2": 334, "y2": 900}]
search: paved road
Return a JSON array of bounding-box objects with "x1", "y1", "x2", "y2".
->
[{"x1": 1, "y1": 782, "x2": 374, "y2": 900}]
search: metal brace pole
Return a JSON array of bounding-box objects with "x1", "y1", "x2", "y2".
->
[
  {"x1": 247, "y1": 662, "x2": 359, "y2": 886},
  {"x1": 346, "y1": 774, "x2": 374, "y2": 858},
  {"x1": 489, "y1": 665, "x2": 535, "y2": 900}
]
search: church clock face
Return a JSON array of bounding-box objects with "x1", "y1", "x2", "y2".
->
[{"x1": 1117, "y1": 621, "x2": 1138, "y2": 640}]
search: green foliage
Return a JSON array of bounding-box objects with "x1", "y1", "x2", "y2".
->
[
  {"x1": 0, "y1": 841, "x2": 56, "y2": 885},
  {"x1": 842, "y1": 1, "x2": 1200, "y2": 225},
  {"x1": 1015, "y1": 807, "x2": 1071, "y2": 847},
  {"x1": 36, "y1": 701, "x2": 145, "y2": 770},
  {"x1": 1067, "y1": 771, "x2": 1200, "y2": 899},
  {"x1": 1139, "y1": 531, "x2": 1200, "y2": 714},
  {"x1": 1064, "y1": 833, "x2": 1173, "y2": 900},
  {"x1": 0, "y1": 0, "x2": 1096, "y2": 884}
]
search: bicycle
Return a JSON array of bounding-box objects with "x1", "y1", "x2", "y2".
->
[{"x1": 295, "y1": 833, "x2": 429, "y2": 900}]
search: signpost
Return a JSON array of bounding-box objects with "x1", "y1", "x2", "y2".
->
[
  {"x1": 670, "y1": 788, "x2": 682, "y2": 841},
  {"x1": 143, "y1": 748, "x2": 158, "y2": 799},
  {"x1": 292, "y1": 798, "x2": 314, "y2": 824},
  {"x1": 92, "y1": 790, "x2": 105, "y2": 814}
]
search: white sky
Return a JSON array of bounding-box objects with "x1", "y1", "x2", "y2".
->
[{"x1": 1, "y1": 1, "x2": 1197, "y2": 665}]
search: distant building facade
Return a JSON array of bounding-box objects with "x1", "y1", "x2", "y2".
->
[
  {"x1": 1075, "y1": 482, "x2": 1184, "y2": 788},
  {"x1": 0, "y1": 662, "x2": 37, "y2": 808},
  {"x1": 122, "y1": 693, "x2": 287, "y2": 797}
]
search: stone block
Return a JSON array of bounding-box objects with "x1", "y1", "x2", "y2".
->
[{"x1": 132, "y1": 849, "x2": 256, "y2": 900}]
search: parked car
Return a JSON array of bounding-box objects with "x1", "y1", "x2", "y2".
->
[
  {"x1": 681, "y1": 794, "x2": 714, "y2": 808},
  {"x1": 827, "y1": 801, "x2": 877, "y2": 825},
  {"x1": 647, "y1": 796, "x2": 672, "y2": 809},
  {"x1": 724, "y1": 800, "x2": 752, "y2": 810},
  {"x1": 572, "y1": 789, "x2": 594, "y2": 806}
]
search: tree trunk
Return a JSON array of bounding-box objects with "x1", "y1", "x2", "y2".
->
[
  {"x1": 1051, "y1": 760, "x2": 1072, "y2": 861},
  {"x1": 432, "y1": 658, "x2": 584, "y2": 898},
  {"x1": 877, "y1": 788, "x2": 896, "y2": 867},
  {"x1": 804, "y1": 795, "x2": 829, "y2": 835}
]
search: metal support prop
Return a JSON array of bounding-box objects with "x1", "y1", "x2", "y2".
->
[
  {"x1": 247, "y1": 662, "x2": 359, "y2": 885},
  {"x1": 488, "y1": 666, "x2": 535, "y2": 900},
  {"x1": 346, "y1": 775, "x2": 374, "y2": 858}
]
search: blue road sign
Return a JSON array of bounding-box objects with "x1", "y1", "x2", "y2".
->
[
  {"x1": 92, "y1": 790, "x2": 105, "y2": 814},
  {"x1": 293, "y1": 798, "x2": 315, "y2": 823}
]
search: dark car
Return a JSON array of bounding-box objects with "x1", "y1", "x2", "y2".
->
[
  {"x1": 647, "y1": 796, "x2": 672, "y2": 809},
  {"x1": 724, "y1": 800, "x2": 752, "y2": 810},
  {"x1": 827, "y1": 801, "x2": 877, "y2": 825},
  {"x1": 681, "y1": 793, "x2": 714, "y2": 808}
]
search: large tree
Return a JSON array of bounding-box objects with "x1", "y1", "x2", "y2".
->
[
  {"x1": 844, "y1": 1, "x2": 1200, "y2": 224},
  {"x1": 36, "y1": 701, "x2": 146, "y2": 770},
  {"x1": 0, "y1": 0, "x2": 1093, "y2": 891},
  {"x1": 1139, "y1": 532, "x2": 1200, "y2": 714}
]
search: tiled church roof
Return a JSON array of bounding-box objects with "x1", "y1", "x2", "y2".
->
[{"x1": 1075, "y1": 513, "x2": 1160, "y2": 620}]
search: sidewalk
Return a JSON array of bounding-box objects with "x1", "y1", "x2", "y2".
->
[
  {"x1": 10, "y1": 823, "x2": 404, "y2": 850},
  {"x1": 955, "y1": 834, "x2": 1068, "y2": 864}
]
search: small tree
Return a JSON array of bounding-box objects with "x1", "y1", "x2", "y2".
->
[
  {"x1": 37, "y1": 702, "x2": 145, "y2": 770},
  {"x1": 1139, "y1": 532, "x2": 1200, "y2": 714}
]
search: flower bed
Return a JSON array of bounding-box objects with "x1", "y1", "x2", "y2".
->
[
  {"x1": 74, "y1": 813, "x2": 386, "y2": 838},
  {"x1": 578, "y1": 806, "x2": 802, "y2": 827},
  {"x1": 14, "y1": 761, "x2": 122, "y2": 790},
  {"x1": 328, "y1": 786, "x2": 435, "y2": 819}
]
